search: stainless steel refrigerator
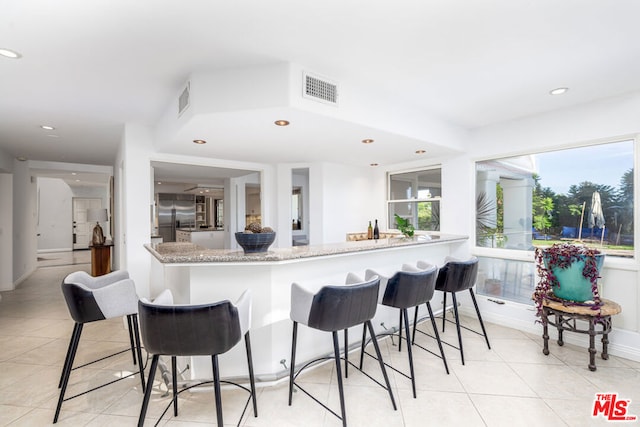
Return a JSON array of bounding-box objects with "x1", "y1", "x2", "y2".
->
[{"x1": 157, "y1": 193, "x2": 196, "y2": 242}]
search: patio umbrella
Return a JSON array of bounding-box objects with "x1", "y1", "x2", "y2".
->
[{"x1": 588, "y1": 191, "x2": 605, "y2": 244}]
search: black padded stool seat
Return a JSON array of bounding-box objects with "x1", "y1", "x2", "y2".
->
[
  {"x1": 137, "y1": 289, "x2": 257, "y2": 427},
  {"x1": 288, "y1": 275, "x2": 397, "y2": 427},
  {"x1": 362, "y1": 264, "x2": 448, "y2": 398},
  {"x1": 55, "y1": 270, "x2": 145, "y2": 424},
  {"x1": 421, "y1": 256, "x2": 490, "y2": 365}
]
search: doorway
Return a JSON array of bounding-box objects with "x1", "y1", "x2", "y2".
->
[{"x1": 73, "y1": 198, "x2": 102, "y2": 249}]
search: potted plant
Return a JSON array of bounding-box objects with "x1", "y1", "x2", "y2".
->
[
  {"x1": 533, "y1": 243, "x2": 605, "y2": 317},
  {"x1": 394, "y1": 214, "x2": 415, "y2": 238}
]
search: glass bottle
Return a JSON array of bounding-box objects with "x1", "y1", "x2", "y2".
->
[
  {"x1": 367, "y1": 221, "x2": 373, "y2": 239},
  {"x1": 373, "y1": 219, "x2": 380, "y2": 240}
]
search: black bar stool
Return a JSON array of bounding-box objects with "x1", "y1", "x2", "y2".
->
[
  {"x1": 137, "y1": 289, "x2": 257, "y2": 427},
  {"x1": 362, "y1": 264, "x2": 448, "y2": 398},
  {"x1": 419, "y1": 256, "x2": 490, "y2": 365},
  {"x1": 55, "y1": 270, "x2": 145, "y2": 423},
  {"x1": 288, "y1": 274, "x2": 397, "y2": 427}
]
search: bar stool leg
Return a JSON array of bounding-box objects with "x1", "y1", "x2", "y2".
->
[
  {"x1": 344, "y1": 328, "x2": 349, "y2": 378},
  {"x1": 398, "y1": 310, "x2": 403, "y2": 352},
  {"x1": 442, "y1": 292, "x2": 448, "y2": 332},
  {"x1": 58, "y1": 323, "x2": 81, "y2": 389},
  {"x1": 137, "y1": 355, "x2": 159, "y2": 427},
  {"x1": 358, "y1": 323, "x2": 367, "y2": 370},
  {"x1": 172, "y1": 356, "x2": 178, "y2": 416},
  {"x1": 332, "y1": 331, "x2": 347, "y2": 427},
  {"x1": 212, "y1": 355, "x2": 224, "y2": 427},
  {"x1": 288, "y1": 322, "x2": 298, "y2": 406},
  {"x1": 245, "y1": 332, "x2": 258, "y2": 417},
  {"x1": 366, "y1": 321, "x2": 397, "y2": 410},
  {"x1": 469, "y1": 289, "x2": 491, "y2": 349},
  {"x1": 451, "y1": 292, "x2": 465, "y2": 365},
  {"x1": 426, "y1": 302, "x2": 449, "y2": 374},
  {"x1": 402, "y1": 308, "x2": 416, "y2": 398},
  {"x1": 131, "y1": 314, "x2": 146, "y2": 391},
  {"x1": 127, "y1": 315, "x2": 137, "y2": 365},
  {"x1": 55, "y1": 323, "x2": 83, "y2": 423}
]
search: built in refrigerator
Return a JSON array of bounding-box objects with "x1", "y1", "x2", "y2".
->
[{"x1": 157, "y1": 193, "x2": 196, "y2": 242}]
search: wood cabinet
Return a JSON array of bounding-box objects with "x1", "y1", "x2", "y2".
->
[{"x1": 90, "y1": 242, "x2": 113, "y2": 276}]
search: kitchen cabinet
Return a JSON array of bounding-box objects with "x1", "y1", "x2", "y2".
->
[
  {"x1": 195, "y1": 195, "x2": 207, "y2": 228},
  {"x1": 176, "y1": 230, "x2": 191, "y2": 242}
]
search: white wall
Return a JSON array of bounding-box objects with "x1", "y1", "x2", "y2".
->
[
  {"x1": 12, "y1": 160, "x2": 37, "y2": 286},
  {"x1": 116, "y1": 123, "x2": 154, "y2": 297},
  {"x1": 36, "y1": 177, "x2": 73, "y2": 252},
  {"x1": 0, "y1": 173, "x2": 13, "y2": 290}
]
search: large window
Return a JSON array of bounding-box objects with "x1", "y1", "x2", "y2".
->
[
  {"x1": 388, "y1": 168, "x2": 441, "y2": 232},
  {"x1": 475, "y1": 139, "x2": 634, "y2": 257}
]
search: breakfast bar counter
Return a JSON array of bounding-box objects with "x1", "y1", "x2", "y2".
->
[{"x1": 145, "y1": 233, "x2": 468, "y2": 381}]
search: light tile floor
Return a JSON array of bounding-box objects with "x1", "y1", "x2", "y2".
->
[{"x1": 1, "y1": 253, "x2": 639, "y2": 426}]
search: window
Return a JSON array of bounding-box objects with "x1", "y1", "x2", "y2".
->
[
  {"x1": 388, "y1": 168, "x2": 441, "y2": 232},
  {"x1": 475, "y1": 139, "x2": 634, "y2": 257}
]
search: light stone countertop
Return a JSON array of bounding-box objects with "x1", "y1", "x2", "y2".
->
[{"x1": 145, "y1": 232, "x2": 468, "y2": 264}]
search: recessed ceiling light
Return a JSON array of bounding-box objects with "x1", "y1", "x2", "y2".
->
[
  {"x1": 362, "y1": 139, "x2": 374, "y2": 144},
  {"x1": 370, "y1": 163, "x2": 379, "y2": 167},
  {"x1": 274, "y1": 120, "x2": 290, "y2": 126},
  {"x1": 75, "y1": 179, "x2": 80, "y2": 182},
  {"x1": 415, "y1": 149, "x2": 426, "y2": 154},
  {"x1": 193, "y1": 139, "x2": 207, "y2": 144},
  {"x1": 549, "y1": 87, "x2": 569, "y2": 95},
  {"x1": 40, "y1": 125, "x2": 55, "y2": 130},
  {"x1": 0, "y1": 48, "x2": 22, "y2": 59},
  {"x1": 157, "y1": 181, "x2": 162, "y2": 185},
  {"x1": 71, "y1": 172, "x2": 77, "y2": 176},
  {"x1": 16, "y1": 156, "x2": 27, "y2": 161}
]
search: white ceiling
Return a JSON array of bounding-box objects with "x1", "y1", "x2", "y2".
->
[{"x1": 2, "y1": 0, "x2": 640, "y2": 172}]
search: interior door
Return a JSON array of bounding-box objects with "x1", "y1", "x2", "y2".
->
[{"x1": 73, "y1": 198, "x2": 102, "y2": 250}]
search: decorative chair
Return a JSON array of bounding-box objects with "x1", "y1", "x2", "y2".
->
[
  {"x1": 419, "y1": 256, "x2": 490, "y2": 365},
  {"x1": 55, "y1": 270, "x2": 145, "y2": 423},
  {"x1": 288, "y1": 274, "x2": 396, "y2": 427},
  {"x1": 137, "y1": 289, "x2": 257, "y2": 427},
  {"x1": 362, "y1": 264, "x2": 448, "y2": 398}
]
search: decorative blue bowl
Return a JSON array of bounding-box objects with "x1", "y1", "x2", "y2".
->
[{"x1": 235, "y1": 232, "x2": 276, "y2": 254}]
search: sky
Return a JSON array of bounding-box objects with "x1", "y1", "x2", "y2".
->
[{"x1": 535, "y1": 140, "x2": 634, "y2": 195}]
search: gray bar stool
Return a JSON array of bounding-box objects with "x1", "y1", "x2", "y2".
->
[
  {"x1": 137, "y1": 289, "x2": 257, "y2": 427},
  {"x1": 288, "y1": 274, "x2": 397, "y2": 427},
  {"x1": 419, "y1": 256, "x2": 490, "y2": 365},
  {"x1": 55, "y1": 270, "x2": 145, "y2": 423},
  {"x1": 362, "y1": 264, "x2": 448, "y2": 398}
]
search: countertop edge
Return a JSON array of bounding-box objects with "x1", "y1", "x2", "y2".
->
[{"x1": 145, "y1": 233, "x2": 468, "y2": 264}]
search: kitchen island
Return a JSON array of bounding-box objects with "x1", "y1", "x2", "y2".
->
[
  {"x1": 175, "y1": 228, "x2": 225, "y2": 249},
  {"x1": 146, "y1": 232, "x2": 468, "y2": 382}
]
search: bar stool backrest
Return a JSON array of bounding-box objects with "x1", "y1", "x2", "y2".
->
[
  {"x1": 307, "y1": 277, "x2": 380, "y2": 332},
  {"x1": 382, "y1": 266, "x2": 438, "y2": 309},
  {"x1": 61, "y1": 270, "x2": 134, "y2": 324},
  {"x1": 138, "y1": 299, "x2": 242, "y2": 356},
  {"x1": 436, "y1": 257, "x2": 479, "y2": 293}
]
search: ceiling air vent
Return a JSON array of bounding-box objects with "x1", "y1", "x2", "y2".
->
[
  {"x1": 303, "y1": 72, "x2": 338, "y2": 106},
  {"x1": 178, "y1": 82, "x2": 190, "y2": 116}
]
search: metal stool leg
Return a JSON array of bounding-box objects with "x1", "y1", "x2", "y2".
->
[
  {"x1": 245, "y1": 332, "x2": 258, "y2": 417},
  {"x1": 366, "y1": 321, "x2": 397, "y2": 410},
  {"x1": 451, "y1": 293, "x2": 465, "y2": 365},
  {"x1": 344, "y1": 328, "x2": 349, "y2": 378},
  {"x1": 127, "y1": 315, "x2": 137, "y2": 365},
  {"x1": 288, "y1": 322, "x2": 298, "y2": 406},
  {"x1": 402, "y1": 308, "x2": 416, "y2": 398},
  {"x1": 58, "y1": 323, "x2": 80, "y2": 389},
  {"x1": 131, "y1": 314, "x2": 146, "y2": 391},
  {"x1": 442, "y1": 291, "x2": 448, "y2": 332},
  {"x1": 54, "y1": 323, "x2": 83, "y2": 423},
  {"x1": 426, "y1": 302, "x2": 449, "y2": 374},
  {"x1": 172, "y1": 356, "x2": 178, "y2": 416},
  {"x1": 138, "y1": 355, "x2": 159, "y2": 427},
  {"x1": 212, "y1": 355, "x2": 224, "y2": 427},
  {"x1": 332, "y1": 331, "x2": 347, "y2": 427},
  {"x1": 469, "y1": 289, "x2": 491, "y2": 349}
]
